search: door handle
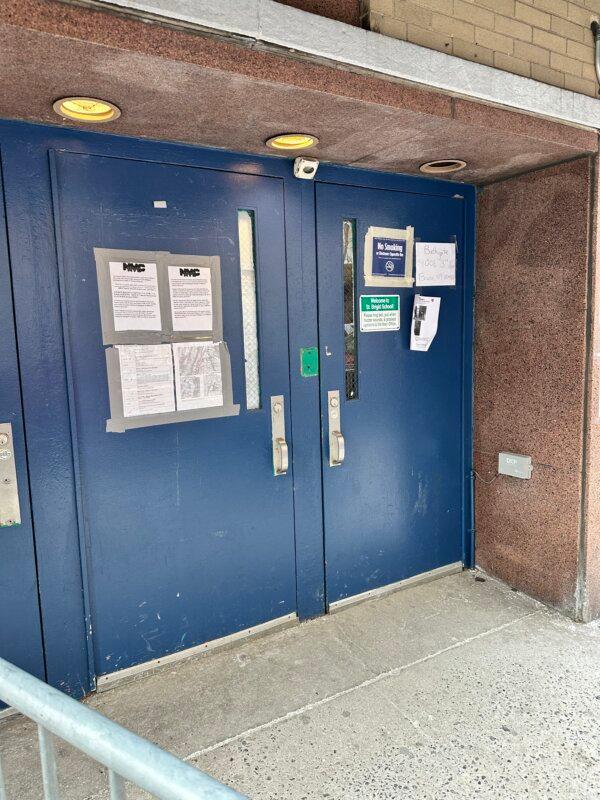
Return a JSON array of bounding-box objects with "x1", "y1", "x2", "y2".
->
[
  {"x1": 328, "y1": 390, "x2": 345, "y2": 467},
  {"x1": 270, "y1": 396, "x2": 288, "y2": 476},
  {"x1": 330, "y1": 430, "x2": 345, "y2": 467},
  {"x1": 274, "y1": 437, "x2": 289, "y2": 475}
]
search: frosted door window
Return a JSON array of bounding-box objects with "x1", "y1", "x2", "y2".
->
[
  {"x1": 238, "y1": 210, "x2": 261, "y2": 410},
  {"x1": 343, "y1": 219, "x2": 359, "y2": 401}
]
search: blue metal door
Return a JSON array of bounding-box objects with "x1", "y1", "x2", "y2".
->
[
  {"x1": 316, "y1": 181, "x2": 470, "y2": 605},
  {"x1": 52, "y1": 152, "x2": 297, "y2": 677},
  {"x1": 0, "y1": 168, "x2": 46, "y2": 683}
]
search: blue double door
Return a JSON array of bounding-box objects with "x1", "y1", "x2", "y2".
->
[{"x1": 2, "y1": 131, "x2": 471, "y2": 689}]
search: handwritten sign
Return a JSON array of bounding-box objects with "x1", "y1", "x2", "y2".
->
[{"x1": 415, "y1": 242, "x2": 456, "y2": 286}]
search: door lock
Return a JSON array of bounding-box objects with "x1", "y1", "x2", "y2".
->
[
  {"x1": 270, "y1": 396, "x2": 289, "y2": 476},
  {"x1": 328, "y1": 390, "x2": 345, "y2": 467}
]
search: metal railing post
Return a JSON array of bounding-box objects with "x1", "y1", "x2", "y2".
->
[
  {"x1": 109, "y1": 770, "x2": 126, "y2": 800},
  {"x1": 38, "y1": 726, "x2": 61, "y2": 800},
  {"x1": 0, "y1": 750, "x2": 7, "y2": 800}
]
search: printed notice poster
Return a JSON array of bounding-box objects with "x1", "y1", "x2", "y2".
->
[
  {"x1": 359, "y1": 295, "x2": 400, "y2": 332},
  {"x1": 410, "y1": 295, "x2": 440, "y2": 351},
  {"x1": 109, "y1": 261, "x2": 162, "y2": 331},
  {"x1": 415, "y1": 243, "x2": 456, "y2": 286},
  {"x1": 168, "y1": 265, "x2": 213, "y2": 332},
  {"x1": 173, "y1": 341, "x2": 223, "y2": 411},
  {"x1": 371, "y1": 237, "x2": 407, "y2": 278},
  {"x1": 117, "y1": 345, "x2": 175, "y2": 417}
]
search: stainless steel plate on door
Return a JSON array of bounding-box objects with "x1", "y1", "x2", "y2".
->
[{"x1": 0, "y1": 423, "x2": 21, "y2": 526}]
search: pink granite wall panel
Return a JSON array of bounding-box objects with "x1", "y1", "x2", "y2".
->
[
  {"x1": 475, "y1": 158, "x2": 592, "y2": 615},
  {"x1": 583, "y1": 156, "x2": 600, "y2": 621}
]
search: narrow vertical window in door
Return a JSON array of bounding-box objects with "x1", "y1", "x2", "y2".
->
[
  {"x1": 238, "y1": 210, "x2": 261, "y2": 410},
  {"x1": 343, "y1": 219, "x2": 358, "y2": 400}
]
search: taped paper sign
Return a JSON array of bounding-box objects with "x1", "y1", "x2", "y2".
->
[
  {"x1": 173, "y1": 341, "x2": 224, "y2": 410},
  {"x1": 109, "y1": 261, "x2": 162, "y2": 331},
  {"x1": 364, "y1": 226, "x2": 414, "y2": 287},
  {"x1": 360, "y1": 295, "x2": 400, "y2": 332},
  {"x1": 168, "y1": 265, "x2": 213, "y2": 332},
  {"x1": 410, "y1": 295, "x2": 440, "y2": 352},
  {"x1": 415, "y1": 242, "x2": 456, "y2": 286},
  {"x1": 117, "y1": 344, "x2": 175, "y2": 417}
]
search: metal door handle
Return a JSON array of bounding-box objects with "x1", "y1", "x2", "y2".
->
[
  {"x1": 274, "y1": 437, "x2": 289, "y2": 475},
  {"x1": 330, "y1": 430, "x2": 345, "y2": 466},
  {"x1": 271, "y1": 395, "x2": 288, "y2": 477},
  {"x1": 328, "y1": 390, "x2": 345, "y2": 467}
]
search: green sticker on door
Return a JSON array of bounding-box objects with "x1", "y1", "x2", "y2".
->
[
  {"x1": 300, "y1": 347, "x2": 319, "y2": 377},
  {"x1": 359, "y1": 295, "x2": 400, "y2": 332}
]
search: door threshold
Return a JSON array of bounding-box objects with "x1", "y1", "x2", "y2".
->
[
  {"x1": 96, "y1": 612, "x2": 298, "y2": 692},
  {"x1": 328, "y1": 562, "x2": 463, "y2": 613}
]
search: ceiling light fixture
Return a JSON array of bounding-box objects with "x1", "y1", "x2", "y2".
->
[
  {"x1": 266, "y1": 133, "x2": 319, "y2": 151},
  {"x1": 53, "y1": 97, "x2": 121, "y2": 123},
  {"x1": 419, "y1": 159, "x2": 467, "y2": 175}
]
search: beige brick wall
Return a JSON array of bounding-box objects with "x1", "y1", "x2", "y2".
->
[{"x1": 365, "y1": 0, "x2": 600, "y2": 98}]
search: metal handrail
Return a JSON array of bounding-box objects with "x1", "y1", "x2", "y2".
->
[{"x1": 0, "y1": 656, "x2": 246, "y2": 800}]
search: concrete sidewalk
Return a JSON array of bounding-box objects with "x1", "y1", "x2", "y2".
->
[{"x1": 2, "y1": 570, "x2": 600, "y2": 799}]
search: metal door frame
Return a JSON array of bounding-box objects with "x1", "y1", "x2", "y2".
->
[{"x1": 0, "y1": 119, "x2": 475, "y2": 697}]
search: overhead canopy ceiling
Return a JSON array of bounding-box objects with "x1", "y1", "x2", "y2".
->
[{"x1": 1, "y1": 0, "x2": 597, "y2": 184}]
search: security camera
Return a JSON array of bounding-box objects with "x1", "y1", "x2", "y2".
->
[{"x1": 294, "y1": 157, "x2": 320, "y2": 180}]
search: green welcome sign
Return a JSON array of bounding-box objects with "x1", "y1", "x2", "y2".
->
[{"x1": 359, "y1": 295, "x2": 400, "y2": 332}]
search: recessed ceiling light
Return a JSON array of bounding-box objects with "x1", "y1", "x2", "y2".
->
[
  {"x1": 419, "y1": 159, "x2": 467, "y2": 175},
  {"x1": 266, "y1": 133, "x2": 319, "y2": 151},
  {"x1": 53, "y1": 97, "x2": 121, "y2": 123}
]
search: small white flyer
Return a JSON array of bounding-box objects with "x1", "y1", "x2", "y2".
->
[
  {"x1": 168, "y1": 265, "x2": 213, "y2": 332},
  {"x1": 117, "y1": 344, "x2": 175, "y2": 417},
  {"x1": 109, "y1": 261, "x2": 162, "y2": 331},
  {"x1": 410, "y1": 295, "x2": 440, "y2": 352},
  {"x1": 173, "y1": 341, "x2": 223, "y2": 411},
  {"x1": 415, "y1": 243, "x2": 456, "y2": 286}
]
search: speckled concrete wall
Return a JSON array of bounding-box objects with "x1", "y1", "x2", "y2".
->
[
  {"x1": 583, "y1": 157, "x2": 600, "y2": 621},
  {"x1": 475, "y1": 157, "x2": 593, "y2": 616}
]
